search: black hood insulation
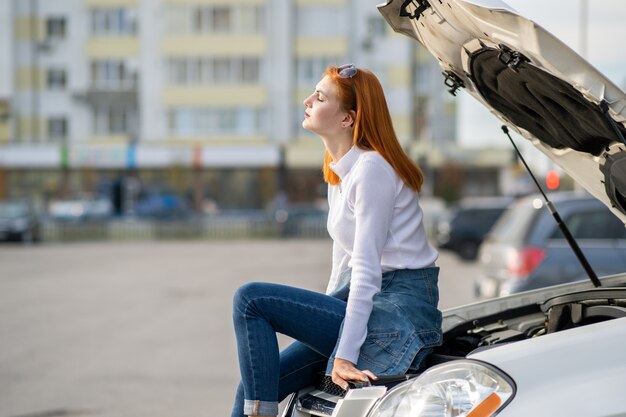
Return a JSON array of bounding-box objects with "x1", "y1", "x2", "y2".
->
[
  {"x1": 469, "y1": 48, "x2": 626, "y2": 156},
  {"x1": 600, "y1": 151, "x2": 626, "y2": 215}
]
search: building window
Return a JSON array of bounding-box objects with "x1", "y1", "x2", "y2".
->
[
  {"x1": 241, "y1": 58, "x2": 260, "y2": 83},
  {"x1": 213, "y1": 58, "x2": 231, "y2": 83},
  {"x1": 367, "y1": 15, "x2": 387, "y2": 37},
  {"x1": 192, "y1": 8, "x2": 205, "y2": 33},
  {"x1": 241, "y1": 6, "x2": 266, "y2": 34},
  {"x1": 167, "y1": 7, "x2": 187, "y2": 33},
  {"x1": 167, "y1": 5, "x2": 265, "y2": 34},
  {"x1": 46, "y1": 68, "x2": 67, "y2": 90},
  {"x1": 91, "y1": 60, "x2": 137, "y2": 89},
  {"x1": 46, "y1": 17, "x2": 66, "y2": 40},
  {"x1": 48, "y1": 117, "x2": 68, "y2": 140},
  {"x1": 296, "y1": 7, "x2": 346, "y2": 36},
  {"x1": 296, "y1": 58, "x2": 339, "y2": 87},
  {"x1": 167, "y1": 57, "x2": 262, "y2": 85},
  {"x1": 212, "y1": 7, "x2": 231, "y2": 32},
  {"x1": 0, "y1": 101, "x2": 9, "y2": 123},
  {"x1": 414, "y1": 59, "x2": 434, "y2": 91},
  {"x1": 94, "y1": 106, "x2": 134, "y2": 135},
  {"x1": 168, "y1": 107, "x2": 266, "y2": 136},
  {"x1": 91, "y1": 8, "x2": 138, "y2": 36}
]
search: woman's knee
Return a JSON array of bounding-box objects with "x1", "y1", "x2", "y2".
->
[{"x1": 233, "y1": 281, "x2": 272, "y2": 314}]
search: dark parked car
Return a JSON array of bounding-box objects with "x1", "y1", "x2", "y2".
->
[
  {"x1": 134, "y1": 192, "x2": 190, "y2": 219},
  {"x1": 0, "y1": 200, "x2": 42, "y2": 243},
  {"x1": 437, "y1": 197, "x2": 512, "y2": 260},
  {"x1": 476, "y1": 192, "x2": 626, "y2": 298}
]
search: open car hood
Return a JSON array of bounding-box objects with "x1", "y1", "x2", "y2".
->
[{"x1": 378, "y1": 0, "x2": 626, "y2": 225}]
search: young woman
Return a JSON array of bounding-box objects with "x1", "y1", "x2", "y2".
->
[{"x1": 231, "y1": 65, "x2": 442, "y2": 417}]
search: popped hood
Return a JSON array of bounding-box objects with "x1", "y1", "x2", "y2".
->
[{"x1": 378, "y1": 0, "x2": 626, "y2": 225}]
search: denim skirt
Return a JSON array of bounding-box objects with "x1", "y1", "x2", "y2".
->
[{"x1": 325, "y1": 267, "x2": 442, "y2": 376}]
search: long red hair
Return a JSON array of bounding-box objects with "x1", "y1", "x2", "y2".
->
[{"x1": 321, "y1": 66, "x2": 424, "y2": 192}]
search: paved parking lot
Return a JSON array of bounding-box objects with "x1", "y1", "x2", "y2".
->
[{"x1": 0, "y1": 240, "x2": 478, "y2": 417}]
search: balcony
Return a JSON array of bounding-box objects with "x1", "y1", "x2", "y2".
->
[{"x1": 75, "y1": 79, "x2": 138, "y2": 108}]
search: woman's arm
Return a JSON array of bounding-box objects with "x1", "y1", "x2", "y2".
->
[{"x1": 335, "y1": 158, "x2": 397, "y2": 363}]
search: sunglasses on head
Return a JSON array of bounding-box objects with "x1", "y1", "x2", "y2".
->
[{"x1": 338, "y1": 64, "x2": 357, "y2": 79}]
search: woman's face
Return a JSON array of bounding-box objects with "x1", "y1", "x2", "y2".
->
[{"x1": 302, "y1": 75, "x2": 349, "y2": 136}]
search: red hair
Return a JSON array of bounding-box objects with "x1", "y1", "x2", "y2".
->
[{"x1": 322, "y1": 66, "x2": 424, "y2": 192}]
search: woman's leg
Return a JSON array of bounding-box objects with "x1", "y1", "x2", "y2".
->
[
  {"x1": 231, "y1": 282, "x2": 346, "y2": 416},
  {"x1": 231, "y1": 341, "x2": 328, "y2": 417}
]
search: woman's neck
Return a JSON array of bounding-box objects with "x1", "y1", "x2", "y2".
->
[{"x1": 322, "y1": 133, "x2": 353, "y2": 163}]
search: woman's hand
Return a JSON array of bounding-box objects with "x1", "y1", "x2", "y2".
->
[{"x1": 331, "y1": 358, "x2": 378, "y2": 391}]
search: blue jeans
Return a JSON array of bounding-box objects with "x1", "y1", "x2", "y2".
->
[{"x1": 231, "y1": 282, "x2": 347, "y2": 417}]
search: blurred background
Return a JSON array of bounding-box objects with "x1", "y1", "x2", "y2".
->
[{"x1": 3, "y1": 0, "x2": 623, "y2": 243}]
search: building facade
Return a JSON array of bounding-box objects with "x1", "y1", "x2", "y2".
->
[{"x1": 0, "y1": 0, "x2": 459, "y2": 212}]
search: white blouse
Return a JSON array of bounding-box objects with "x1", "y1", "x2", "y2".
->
[{"x1": 326, "y1": 145, "x2": 438, "y2": 364}]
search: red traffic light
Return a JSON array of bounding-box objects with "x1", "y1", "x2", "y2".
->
[{"x1": 546, "y1": 170, "x2": 560, "y2": 190}]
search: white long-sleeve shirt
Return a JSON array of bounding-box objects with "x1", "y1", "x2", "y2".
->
[{"x1": 326, "y1": 146, "x2": 438, "y2": 364}]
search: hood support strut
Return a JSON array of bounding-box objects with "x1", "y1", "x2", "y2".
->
[{"x1": 501, "y1": 125, "x2": 602, "y2": 288}]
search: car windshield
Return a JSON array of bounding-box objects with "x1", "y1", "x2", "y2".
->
[
  {"x1": 0, "y1": 202, "x2": 28, "y2": 218},
  {"x1": 487, "y1": 199, "x2": 539, "y2": 243}
]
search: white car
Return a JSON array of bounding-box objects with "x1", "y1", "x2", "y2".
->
[{"x1": 282, "y1": 0, "x2": 626, "y2": 416}]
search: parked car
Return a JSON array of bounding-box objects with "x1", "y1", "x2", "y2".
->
[
  {"x1": 0, "y1": 200, "x2": 42, "y2": 243},
  {"x1": 282, "y1": 0, "x2": 626, "y2": 416},
  {"x1": 284, "y1": 275, "x2": 626, "y2": 417},
  {"x1": 134, "y1": 192, "x2": 190, "y2": 220},
  {"x1": 476, "y1": 192, "x2": 626, "y2": 298},
  {"x1": 275, "y1": 204, "x2": 329, "y2": 237},
  {"x1": 436, "y1": 197, "x2": 512, "y2": 260},
  {"x1": 48, "y1": 198, "x2": 113, "y2": 222}
]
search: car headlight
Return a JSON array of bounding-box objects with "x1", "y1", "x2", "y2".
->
[{"x1": 368, "y1": 360, "x2": 515, "y2": 417}]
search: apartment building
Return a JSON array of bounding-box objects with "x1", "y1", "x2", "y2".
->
[{"x1": 0, "y1": 0, "x2": 456, "y2": 210}]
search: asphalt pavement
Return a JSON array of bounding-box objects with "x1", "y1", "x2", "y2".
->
[{"x1": 0, "y1": 240, "x2": 478, "y2": 417}]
